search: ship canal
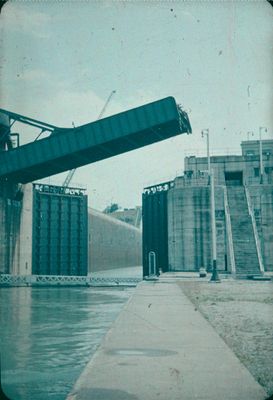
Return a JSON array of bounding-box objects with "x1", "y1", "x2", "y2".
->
[{"x1": 0, "y1": 269, "x2": 140, "y2": 400}]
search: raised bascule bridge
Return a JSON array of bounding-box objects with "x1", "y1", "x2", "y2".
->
[
  {"x1": 0, "y1": 97, "x2": 191, "y2": 183},
  {"x1": 0, "y1": 97, "x2": 192, "y2": 284}
]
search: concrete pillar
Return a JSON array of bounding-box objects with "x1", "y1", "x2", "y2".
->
[{"x1": 12, "y1": 184, "x2": 33, "y2": 275}]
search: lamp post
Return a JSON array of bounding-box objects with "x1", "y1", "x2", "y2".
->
[
  {"x1": 259, "y1": 127, "x2": 267, "y2": 184},
  {"x1": 201, "y1": 129, "x2": 220, "y2": 282},
  {"x1": 247, "y1": 131, "x2": 254, "y2": 141},
  {"x1": 201, "y1": 129, "x2": 210, "y2": 176},
  {"x1": 209, "y1": 168, "x2": 220, "y2": 282}
]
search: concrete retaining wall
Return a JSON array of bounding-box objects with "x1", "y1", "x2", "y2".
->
[
  {"x1": 167, "y1": 182, "x2": 273, "y2": 273},
  {"x1": 0, "y1": 185, "x2": 22, "y2": 274},
  {"x1": 88, "y1": 208, "x2": 142, "y2": 273},
  {"x1": 168, "y1": 185, "x2": 227, "y2": 272},
  {"x1": 12, "y1": 184, "x2": 33, "y2": 275}
]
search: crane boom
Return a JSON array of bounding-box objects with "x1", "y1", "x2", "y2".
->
[
  {"x1": 62, "y1": 90, "x2": 116, "y2": 188},
  {"x1": 97, "y1": 90, "x2": 116, "y2": 119}
]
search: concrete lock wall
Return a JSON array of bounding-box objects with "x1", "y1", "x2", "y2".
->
[
  {"x1": 12, "y1": 184, "x2": 33, "y2": 275},
  {"x1": 167, "y1": 182, "x2": 273, "y2": 273},
  {"x1": 0, "y1": 186, "x2": 24, "y2": 274},
  {"x1": 0, "y1": 196, "x2": 10, "y2": 273},
  {"x1": 88, "y1": 208, "x2": 142, "y2": 273},
  {"x1": 248, "y1": 186, "x2": 273, "y2": 271},
  {"x1": 0, "y1": 183, "x2": 33, "y2": 275},
  {"x1": 168, "y1": 185, "x2": 227, "y2": 272}
]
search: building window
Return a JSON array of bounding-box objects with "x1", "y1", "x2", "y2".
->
[
  {"x1": 254, "y1": 209, "x2": 260, "y2": 217},
  {"x1": 185, "y1": 170, "x2": 193, "y2": 178},
  {"x1": 216, "y1": 210, "x2": 224, "y2": 218},
  {"x1": 254, "y1": 167, "x2": 259, "y2": 177}
]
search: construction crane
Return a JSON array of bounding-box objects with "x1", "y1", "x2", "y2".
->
[{"x1": 62, "y1": 90, "x2": 116, "y2": 188}]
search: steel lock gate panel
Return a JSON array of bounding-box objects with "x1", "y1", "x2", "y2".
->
[
  {"x1": 142, "y1": 182, "x2": 171, "y2": 277},
  {"x1": 32, "y1": 184, "x2": 88, "y2": 276}
]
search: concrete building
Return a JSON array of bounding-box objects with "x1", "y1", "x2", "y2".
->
[
  {"x1": 143, "y1": 140, "x2": 273, "y2": 277},
  {"x1": 110, "y1": 207, "x2": 142, "y2": 228},
  {"x1": 184, "y1": 140, "x2": 273, "y2": 186}
]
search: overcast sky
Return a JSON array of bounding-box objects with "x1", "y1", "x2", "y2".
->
[{"x1": 1, "y1": 0, "x2": 272, "y2": 210}]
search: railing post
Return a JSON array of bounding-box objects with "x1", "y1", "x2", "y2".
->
[
  {"x1": 148, "y1": 251, "x2": 156, "y2": 276},
  {"x1": 223, "y1": 186, "x2": 236, "y2": 276},
  {"x1": 209, "y1": 169, "x2": 220, "y2": 282},
  {"x1": 245, "y1": 186, "x2": 264, "y2": 274}
]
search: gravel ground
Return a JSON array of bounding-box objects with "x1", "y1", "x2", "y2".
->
[{"x1": 178, "y1": 278, "x2": 273, "y2": 396}]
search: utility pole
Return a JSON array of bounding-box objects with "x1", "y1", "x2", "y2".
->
[
  {"x1": 201, "y1": 129, "x2": 220, "y2": 282},
  {"x1": 259, "y1": 127, "x2": 267, "y2": 184}
]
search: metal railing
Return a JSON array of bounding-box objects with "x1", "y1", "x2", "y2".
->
[
  {"x1": 245, "y1": 176, "x2": 273, "y2": 185},
  {"x1": 0, "y1": 274, "x2": 29, "y2": 285},
  {"x1": 223, "y1": 186, "x2": 236, "y2": 275},
  {"x1": 244, "y1": 187, "x2": 265, "y2": 274},
  {"x1": 0, "y1": 274, "x2": 142, "y2": 287},
  {"x1": 181, "y1": 177, "x2": 209, "y2": 187},
  {"x1": 183, "y1": 148, "x2": 241, "y2": 158}
]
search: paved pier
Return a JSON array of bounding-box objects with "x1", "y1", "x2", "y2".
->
[{"x1": 68, "y1": 279, "x2": 267, "y2": 400}]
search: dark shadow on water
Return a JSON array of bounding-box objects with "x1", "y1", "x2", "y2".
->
[
  {"x1": 0, "y1": 287, "x2": 134, "y2": 400},
  {"x1": 0, "y1": 356, "x2": 11, "y2": 400}
]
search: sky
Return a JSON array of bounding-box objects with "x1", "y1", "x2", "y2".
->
[{"x1": 1, "y1": 0, "x2": 272, "y2": 210}]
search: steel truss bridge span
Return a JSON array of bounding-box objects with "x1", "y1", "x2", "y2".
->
[{"x1": 0, "y1": 97, "x2": 191, "y2": 183}]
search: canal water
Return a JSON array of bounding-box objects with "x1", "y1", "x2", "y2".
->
[{"x1": 0, "y1": 284, "x2": 135, "y2": 400}]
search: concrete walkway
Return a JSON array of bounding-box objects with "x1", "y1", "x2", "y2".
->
[{"x1": 67, "y1": 280, "x2": 267, "y2": 400}]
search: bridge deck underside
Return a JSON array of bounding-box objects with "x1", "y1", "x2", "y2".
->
[{"x1": 0, "y1": 97, "x2": 191, "y2": 184}]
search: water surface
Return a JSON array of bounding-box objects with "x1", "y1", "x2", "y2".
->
[{"x1": 0, "y1": 285, "x2": 134, "y2": 400}]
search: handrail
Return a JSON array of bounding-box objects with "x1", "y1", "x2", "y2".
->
[
  {"x1": 223, "y1": 186, "x2": 236, "y2": 275},
  {"x1": 244, "y1": 186, "x2": 264, "y2": 274}
]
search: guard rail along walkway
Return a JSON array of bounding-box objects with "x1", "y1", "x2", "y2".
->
[{"x1": 0, "y1": 274, "x2": 142, "y2": 287}]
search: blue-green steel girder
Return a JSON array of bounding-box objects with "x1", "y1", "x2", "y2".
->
[{"x1": 0, "y1": 97, "x2": 191, "y2": 183}]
